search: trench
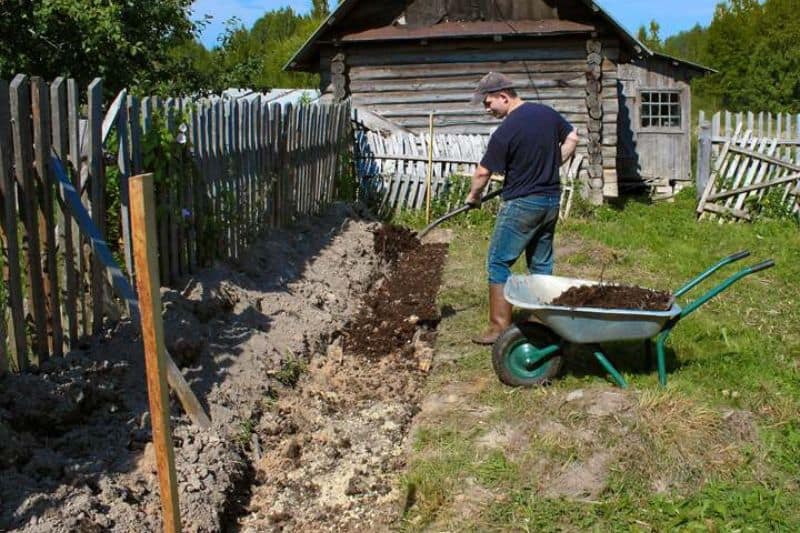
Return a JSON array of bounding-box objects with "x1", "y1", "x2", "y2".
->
[{"x1": 227, "y1": 225, "x2": 449, "y2": 531}]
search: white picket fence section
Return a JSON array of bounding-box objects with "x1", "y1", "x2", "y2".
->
[
  {"x1": 696, "y1": 110, "x2": 800, "y2": 222},
  {"x1": 355, "y1": 130, "x2": 582, "y2": 217}
]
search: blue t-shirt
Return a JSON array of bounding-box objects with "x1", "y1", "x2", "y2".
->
[{"x1": 480, "y1": 103, "x2": 573, "y2": 200}]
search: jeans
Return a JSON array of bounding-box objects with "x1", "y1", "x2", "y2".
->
[{"x1": 487, "y1": 193, "x2": 560, "y2": 285}]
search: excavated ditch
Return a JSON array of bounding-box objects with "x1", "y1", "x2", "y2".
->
[{"x1": 0, "y1": 204, "x2": 448, "y2": 532}]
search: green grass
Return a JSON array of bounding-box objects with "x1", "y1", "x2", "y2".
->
[{"x1": 399, "y1": 190, "x2": 800, "y2": 531}]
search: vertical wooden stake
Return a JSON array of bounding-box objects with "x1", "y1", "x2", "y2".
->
[
  {"x1": 697, "y1": 120, "x2": 712, "y2": 200},
  {"x1": 129, "y1": 173, "x2": 182, "y2": 533},
  {"x1": 425, "y1": 112, "x2": 434, "y2": 224}
]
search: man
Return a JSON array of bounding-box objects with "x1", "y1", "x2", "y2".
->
[{"x1": 467, "y1": 72, "x2": 579, "y2": 345}]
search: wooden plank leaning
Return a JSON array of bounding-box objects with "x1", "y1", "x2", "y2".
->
[
  {"x1": 32, "y1": 77, "x2": 63, "y2": 356},
  {"x1": 696, "y1": 123, "x2": 743, "y2": 217},
  {"x1": 11, "y1": 74, "x2": 49, "y2": 364},
  {"x1": 0, "y1": 79, "x2": 28, "y2": 369},
  {"x1": 129, "y1": 173, "x2": 183, "y2": 533},
  {"x1": 51, "y1": 154, "x2": 211, "y2": 429}
]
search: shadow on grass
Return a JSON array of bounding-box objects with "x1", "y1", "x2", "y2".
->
[{"x1": 560, "y1": 339, "x2": 681, "y2": 381}]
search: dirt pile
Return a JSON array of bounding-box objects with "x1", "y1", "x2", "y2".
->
[
  {"x1": 552, "y1": 284, "x2": 672, "y2": 311},
  {"x1": 344, "y1": 225, "x2": 446, "y2": 359},
  {"x1": 2, "y1": 203, "x2": 434, "y2": 532}
]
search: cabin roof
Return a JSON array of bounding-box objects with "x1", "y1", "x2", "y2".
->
[{"x1": 284, "y1": 0, "x2": 714, "y2": 75}]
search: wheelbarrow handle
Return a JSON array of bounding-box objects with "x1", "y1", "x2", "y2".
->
[
  {"x1": 749, "y1": 259, "x2": 775, "y2": 273},
  {"x1": 725, "y1": 250, "x2": 750, "y2": 262},
  {"x1": 674, "y1": 249, "x2": 751, "y2": 297}
]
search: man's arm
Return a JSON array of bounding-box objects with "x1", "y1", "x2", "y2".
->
[
  {"x1": 465, "y1": 164, "x2": 492, "y2": 205},
  {"x1": 561, "y1": 129, "x2": 579, "y2": 163}
]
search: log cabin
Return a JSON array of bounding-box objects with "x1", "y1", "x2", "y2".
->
[{"x1": 285, "y1": 0, "x2": 714, "y2": 202}]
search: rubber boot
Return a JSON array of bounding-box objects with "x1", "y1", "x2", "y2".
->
[{"x1": 472, "y1": 283, "x2": 512, "y2": 345}]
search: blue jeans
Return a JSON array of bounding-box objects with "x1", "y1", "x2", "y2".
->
[{"x1": 487, "y1": 194, "x2": 560, "y2": 285}]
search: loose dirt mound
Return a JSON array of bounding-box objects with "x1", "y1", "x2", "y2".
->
[
  {"x1": 344, "y1": 228, "x2": 446, "y2": 359},
  {"x1": 372, "y1": 225, "x2": 420, "y2": 263},
  {"x1": 552, "y1": 284, "x2": 672, "y2": 311},
  {"x1": 1, "y1": 203, "x2": 446, "y2": 532}
]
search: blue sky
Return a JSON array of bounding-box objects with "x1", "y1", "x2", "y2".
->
[{"x1": 191, "y1": 0, "x2": 720, "y2": 50}]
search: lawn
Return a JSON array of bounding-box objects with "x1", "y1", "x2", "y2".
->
[{"x1": 395, "y1": 190, "x2": 800, "y2": 531}]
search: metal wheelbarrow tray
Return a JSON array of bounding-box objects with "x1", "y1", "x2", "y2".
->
[{"x1": 492, "y1": 251, "x2": 774, "y2": 389}]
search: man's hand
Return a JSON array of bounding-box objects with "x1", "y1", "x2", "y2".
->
[
  {"x1": 465, "y1": 190, "x2": 482, "y2": 207},
  {"x1": 467, "y1": 164, "x2": 492, "y2": 207}
]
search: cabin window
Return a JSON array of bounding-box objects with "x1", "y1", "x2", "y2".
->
[{"x1": 640, "y1": 91, "x2": 681, "y2": 128}]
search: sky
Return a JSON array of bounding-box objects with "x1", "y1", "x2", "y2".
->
[{"x1": 191, "y1": 0, "x2": 721, "y2": 50}]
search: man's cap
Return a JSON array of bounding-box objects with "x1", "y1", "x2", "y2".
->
[{"x1": 471, "y1": 72, "x2": 515, "y2": 104}]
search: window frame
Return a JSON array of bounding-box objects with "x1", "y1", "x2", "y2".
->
[{"x1": 637, "y1": 88, "x2": 685, "y2": 133}]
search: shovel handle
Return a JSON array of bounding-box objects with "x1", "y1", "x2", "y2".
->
[
  {"x1": 418, "y1": 188, "x2": 502, "y2": 238},
  {"x1": 467, "y1": 188, "x2": 503, "y2": 208}
]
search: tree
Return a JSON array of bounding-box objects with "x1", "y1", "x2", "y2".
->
[
  {"x1": 657, "y1": 0, "x2": 800, "y2": 113},
  {"x1": 637, "y1": 20, "x2": 663, "y2": 51},
  {"x1": 0, "y1": 0, "x2": 199, "y2": 96}
]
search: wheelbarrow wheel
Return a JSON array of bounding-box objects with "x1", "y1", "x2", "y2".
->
[{"x1": 492, "y1": 323, "x2": 563, "y2": 387}]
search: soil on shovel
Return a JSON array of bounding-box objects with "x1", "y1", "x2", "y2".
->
[{"x1": 551, "y1": 284, "x2": 672, "y2": 311}]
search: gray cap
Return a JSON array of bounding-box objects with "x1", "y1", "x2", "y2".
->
[{"x1": 470, "y1": 72, "x2": 515, "y2": 104}]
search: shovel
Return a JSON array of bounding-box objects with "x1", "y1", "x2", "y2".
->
[{"x1": 417, "y1": 188, "x2": 502, "y2": 239}]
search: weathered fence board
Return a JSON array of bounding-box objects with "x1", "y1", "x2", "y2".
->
[
  {"x1": 0, "y1": 80, "x2": 27, "y2": 370},
  {"x1": 51, "y1": 77, "x2": 79, "y2": 350},
  {"x1": 32, "y1": 77, "x2": 63, "y2": 357},
  {"x1": 11, "y1": 75, "x2": 49, "y2": 363},
  {"x1": 88, "y1": 79, "x2": 105, "y2": 334}
]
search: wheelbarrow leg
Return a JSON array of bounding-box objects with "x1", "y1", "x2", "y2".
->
[
  {"x1": 593, "y1": 350, "x2": 628, "y2": 389},
  {"x1": 655, "y1": 329, "x2": 672, "y2": 386}
]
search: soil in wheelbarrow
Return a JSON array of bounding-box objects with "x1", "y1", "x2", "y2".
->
[{"x1": 552, "y1": 284, "x2": 672, "y2": 311}]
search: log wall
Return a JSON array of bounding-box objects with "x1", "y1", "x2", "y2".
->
[{"x1": 321, "y1": 37, "x2": 621, "y2": 194}]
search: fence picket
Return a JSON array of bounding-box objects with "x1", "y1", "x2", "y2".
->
[
  {"x1": 87, "y1": 79, "x2": 106, "y2": 334},
  {"x1": 67, "y1": 79, "x2": 89, "y2": 338},
  {"x1": 11, "y1": 75, "x2": 48, "y2": 364},
  {"x1": 50, "y1": 77, "x2": 78, "y2": 351},
  {"x1": 0, "y1": 80, "x2": 27, "y2": 368},
  {"x1": 32, "y1": 77, "x2": 63, "y2": 356}
]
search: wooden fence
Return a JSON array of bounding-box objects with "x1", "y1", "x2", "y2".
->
[
  {"x1": 0, "y1": 74, "x2": 351, "y2": 373},
  {"x1": 696, "y1": 110, "x2": 800, "y2": 221},
  {"x1": 355, "y1": 130, "x2": 582, "y2": 217}
]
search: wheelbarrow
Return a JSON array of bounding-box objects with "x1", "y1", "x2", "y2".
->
[{"x1": 492, "y1": 251, "x2": 774, "y2": 388}]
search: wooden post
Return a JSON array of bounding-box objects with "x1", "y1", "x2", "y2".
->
[
  {"x1": 426, "y1": 113, "x2": 434, "y2": 224},
  {"x1": 697, "y1": 120, "x2": 712, "y2": 200},
  {"x1": 129, "y1": 173, "x2": 182, "y2": 533}
]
